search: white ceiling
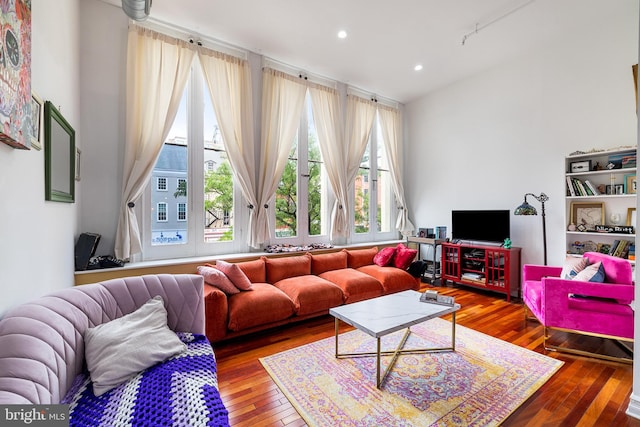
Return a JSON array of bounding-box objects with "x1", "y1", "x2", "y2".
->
[{"x1": 115, "y1": 0, "x2": 636, "y2": 104}]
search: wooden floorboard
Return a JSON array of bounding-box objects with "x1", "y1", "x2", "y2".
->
[{"x1": 214, "y1": 283, "x2": 640, "y2": 426}]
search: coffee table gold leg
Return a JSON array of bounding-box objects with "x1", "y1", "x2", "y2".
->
[
  {"x1": 335, "y1": 318, "x2": 340, "y2": 358},
  {"x1": 376, "y1": 338, "x2": 381, "y2": 388},
  {"x1": 452, "y1": 311, "x2": 456, "y2": 351}
]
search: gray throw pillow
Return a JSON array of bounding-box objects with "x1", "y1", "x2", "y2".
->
[{"x1": 84, "y1": 295, "x2": 186, "y2": 396}]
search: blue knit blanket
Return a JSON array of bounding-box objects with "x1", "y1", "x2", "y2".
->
[{"x1": 62, "y1": 333, "x2": 230, "y2": 427}]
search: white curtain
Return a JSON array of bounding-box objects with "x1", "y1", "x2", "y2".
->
[
  {"x1": 197, "y1": 48, "x2": 258, "y2": 247},
  {"x1": 253, "y1": 68, "x2": 307, "y2": 247},
  {"x1": 378, "y1": 105, "x2": 415, "y2": 235},
  {"x1": 307, "y1": 84, "x2": 344, "y2": 241},
  {"x1": 334, "y1": 94, "x2": 377, "y2": 239},
  {"x1": 115, "y1": 26, "x2": 195, "y2": 260}
]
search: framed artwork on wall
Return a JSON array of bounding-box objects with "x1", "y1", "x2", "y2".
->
[
  {"x1": 0, "y1": 1, "x2": 32, "y2": 149},
  {"x1": 44, "y1": 101, "x2": 75, "y2": 203},
  {"x1": 30, "y1": 91, "x2": 43, "y2": 150}
]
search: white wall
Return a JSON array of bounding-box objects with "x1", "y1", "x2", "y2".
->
[
  {"x1": 77, "y1": 0, "x2": 127, "y2": 256},
  {"x1": 0, "y1": 0, "x2": 81, "y2": 315},
  {"x1": 404, "y1": 4, "x2": 638, "y2": 268}
]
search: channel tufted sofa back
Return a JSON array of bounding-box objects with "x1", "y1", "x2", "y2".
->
[{"x1": 0, "y1": 274, "x2": 204, "y2": 404}]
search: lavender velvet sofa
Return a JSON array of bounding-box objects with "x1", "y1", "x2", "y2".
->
[
  {"x1": 522, "y1": 251, "x2": 634, "y2": 362},
  {"x1": 0, "y1": 274, "x2": 228, "y2": 425}
]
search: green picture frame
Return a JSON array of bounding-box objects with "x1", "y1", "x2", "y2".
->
[{"x1": 44, "y1": 101, "x2": 75, "y2": 203}]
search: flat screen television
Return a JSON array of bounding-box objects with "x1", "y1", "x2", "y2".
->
[{"x1": 451, "y1": 210, "x2": 510, "y2": 244}]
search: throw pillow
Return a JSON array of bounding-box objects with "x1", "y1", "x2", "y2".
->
[
  {"x1": 572, "y1": 261, "x2": 606, "y2": 282},
  {"x1": 560, "y1": 256, "x2": 589, "y2": 279},
  {"x1": 393, "y1": 243, "x2": 418, "y2": 270},
  {"x1": 197, "y1": 265, "x2": 240, "y2": 295},
  {"x1": 214, "y1": 260, "x2": 253, "y2": 291},
  {"x1": 373, "y1": 247, "x2": 396, "y2": 266},
  {"x1": 84, "y1": 296, "x2": 186, "y2": 396}
]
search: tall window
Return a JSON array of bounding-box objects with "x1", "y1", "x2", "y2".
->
[
  {"x1": 274, "y1": 93, "x2": 329, "y2": 242},
  {"x1": 353, "y1": 111, "x2": 396, "y2": 240},
  {"x1": 143, "y1": 64, "x2": 241, "y2": 259}
]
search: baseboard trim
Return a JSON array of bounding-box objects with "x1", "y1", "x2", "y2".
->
[{"x1": 626, "y1": 392, "x2": 640, "y2": 420}]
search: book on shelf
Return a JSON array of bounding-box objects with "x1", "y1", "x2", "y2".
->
[
  {"x1": 419, "y1": 290, "x2": 455, "y2": 306},
  {"x1": 609, "y1": 240, "x2": 620, "y2": 255},
  {"x1": 566, "y1": 176, "x2": 576, "y2": 196},
  {"x1": 584, "y1": 179, "x2": 600, "y2": 195}
]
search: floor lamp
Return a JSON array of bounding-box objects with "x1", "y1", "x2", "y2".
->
[{"x1": 514, "y1": 193, "x2": 549, "y2": 265}]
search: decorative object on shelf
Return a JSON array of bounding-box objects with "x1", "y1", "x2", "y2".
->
[
  {"x1": 44, "y1": 102, "x2": 76, "y2": 203},
  {"x1": 594, "y1": 225, "x2": 634, "y2": 234},
  {"x1": 121, "y1": 0, "x2": 152, "y2": 21},
  {"x1": 609, "y1": 212, "x2": 621, "y2": 225},
  {"x1": 0, "y1": 1, "x2": 32, "y2": 149},
  {"x1": 624, "y1": 174, "x2": 636, "y2": 194},
  {"x1": 567, "y1": 223, "x2": 576, "y2": 231},
  {"x1": 570, "y1": 201, "x2": 604, "y2": 232},
  {"x1": 436, "y1": 226, "x2": 447, "y2": 239},
  {"x1": 503, "y1": 238, "x2": 512, "y2": 249},
  {"x1": 514, "y1": 192, "x2": 549, "y2": 265},
  {"x1": 627, "y1": 208, "x2": 637, "y2": 227}
]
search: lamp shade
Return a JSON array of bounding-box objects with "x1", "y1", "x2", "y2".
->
[
  {"x1": 514, "y1": 201, "x2": 537, "y2": 215},
  {"x1": 122, "y1": 0, "x2": 151, "y2": 21}
]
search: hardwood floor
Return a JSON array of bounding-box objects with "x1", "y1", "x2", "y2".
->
[{"x1": 213, "y1": 284, "x2": 639, "y2": 426}]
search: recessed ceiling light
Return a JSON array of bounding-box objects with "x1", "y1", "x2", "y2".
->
[
  {"x1": 414, "y1": 64, "x2": 423, "y2": 71},
  {"x1": 337, "y1": 30, "x2": 347, "y2": 39}
]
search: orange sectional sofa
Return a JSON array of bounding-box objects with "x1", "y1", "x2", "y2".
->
[{"x1": 203, "y1": 247, "x2": 420, "y2": 343}]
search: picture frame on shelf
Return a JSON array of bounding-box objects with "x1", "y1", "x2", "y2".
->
[
  {"x1": 606, "y1": 184, "x2": 625, "y2": 195},
  {"x1": 570, "y1": 160, "x2": 591, "y2": 173},
  {"x1": 627, "y1": 208, "x2": 637, "y2": 227},
  {"x1": 30, "y1": 91, "x2": 43, "y2": 150},
  {"x1": 624, "y1": 174, "x2": 636, "y2": 194},
  {"x1": 418, "y1": 228, "x2": 427, "y2": 238},
  {"x1": 570, "y1": 201, "x2": 604, "y2": 231}
]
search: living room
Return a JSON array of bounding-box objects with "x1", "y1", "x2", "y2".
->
[{"x1": 0, "y1": 0, "x2": 639, "y2": 425}]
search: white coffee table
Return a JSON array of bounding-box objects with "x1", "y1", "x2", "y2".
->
[{"x1": 329, "y1": 290, "x2": 460, "y2": 388}]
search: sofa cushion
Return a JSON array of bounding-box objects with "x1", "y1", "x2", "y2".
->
[
  {"x1": 319, "y1": 268, "x2": 384, "y2": 304},
  {"x1": 235, "y1": 258, "x2": 266, "y2": 283},
  {"x1": 227, "y1": 283, "x2": 295, "y2": 331},
  {"x1": 84, "y1": 296, "x2": 186, "y2": 396},
  {"x1": 273, "y1": 275, "x2": 344, "y2": 316},
  {"x1": 345, "y1": 247, "x2": 378, "y2": 269},
  {"x1": 197, "y1": 265, "x2": 239, "y2": 295},
  {"x1": 264, "y1": 255, "x2": 311, "y2": 283},
  {"x1": 373, "y1": 247, "x2": 396, "y2": 267},
  {"x1": 214, "y1": 260, "x2": 253, "y2": 291},
  {"x1": 560, "y1": 256, "x2": 589, "y2": 280},
  {"x1": 357, "y1": 264, "x2": 420, "y2": 294},
  {"x1": 309, "y1": 251, "x2": 348, "y2": 275},
  {"x1": 393, "y1": 243, "x2": 417, "y2": 270}
]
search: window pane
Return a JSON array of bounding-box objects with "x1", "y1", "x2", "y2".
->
[
  {"x1": 377, "y1": 123, "x2": 392, "y2": 233},
  {"x1": 276, "y1": 134, "x2": 298, "y2": 238},
  {"x1": 307, "y1": 104, "x2": 323, "y2": 236},
  {"x1": 355, "y1": 144, "x2": 370, "y2": 233},
  {"x1": 204, "y1": 88, "x2": 234, "y2": 243},
  {"x1": 151, "y1": 88, "x2": 188, "y2": 246}
]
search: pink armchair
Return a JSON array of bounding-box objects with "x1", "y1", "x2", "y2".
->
[{"x1": 522, "y1": 251, "x2": 634, "y2": 363}]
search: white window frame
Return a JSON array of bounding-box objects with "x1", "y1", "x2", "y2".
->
[
  {"x1": 350, "y1": 113, "x2": 398, "y2": 243},
  {"x1": 141, "y1": 63, "x2": 247, "y2": 260},
  {"x1": 270, "y1": 93, "x2": 334, "y2": 246}
]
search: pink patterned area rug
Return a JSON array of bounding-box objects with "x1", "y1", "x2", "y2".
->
[{"x1": 260, "y1": 318, "x2": 563, "y2": 426}]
